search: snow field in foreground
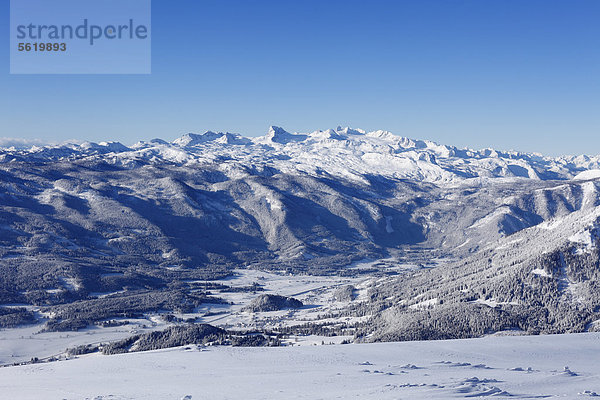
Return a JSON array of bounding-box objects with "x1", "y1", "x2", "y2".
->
[{"x1": 1, "y1": 332, "x2": 599, "y2": 399}]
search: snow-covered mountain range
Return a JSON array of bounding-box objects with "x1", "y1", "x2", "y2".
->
[
  {"x1": 2, "y1": 126, "x2": 600, "y2": 343},
  {"x1": 3, "y1": 126, "x2": 600, "y2": 183}
]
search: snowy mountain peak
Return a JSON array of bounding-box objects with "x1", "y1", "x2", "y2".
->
[
  {"x1": 150, "y1": 138, "x2": 169, "y2": 145},
  {"x1": 336, "y1": 126, "x2": 366, "y2": 136},
  {"x1": 307, "y1": 128, "x2": 346, "y2": 140},
  {"x1": 96, "y1": 141, "x2": 130, "y2": 152},
  {"x1": 173, "y1": 131, "x2": 222, "y2": 147},
  {"x1": 263, "y1": 126, "x2": 307, "y2": 144}
]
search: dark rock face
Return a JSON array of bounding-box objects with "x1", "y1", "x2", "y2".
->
[{"x1": 244, "y1": 294, "x2": 303, "y2": 312}]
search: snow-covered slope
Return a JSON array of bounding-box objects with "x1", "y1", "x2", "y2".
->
[
  {"x1": 361, "y1": 198, "x2": 600, "y2": 342},
  {"x1": 2, "y1": 333, "x2": 599, "y2": 399}
]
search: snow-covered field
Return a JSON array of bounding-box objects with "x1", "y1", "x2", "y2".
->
[
  {"x1": 0, "y1": 268, "x2": 371, "y2": 365},
  {"x1": 198, "y1": 268, "x2": 366, "y2": 327},
  {"x1": 1, "y1": 332, "x2": 599, "y2": 399}
]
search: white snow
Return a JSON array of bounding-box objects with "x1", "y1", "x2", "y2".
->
[
  {"x1": 539, "y1": 218, "x2": 564, "y2": 230},
  {"x1": 569, "y1": 224, "x2": 599, "y2": 250},
  {"x1": 1, "y1": 333, "x2": 600, "y2": 399},
  {"x1": 409, "y1": 298, "x2": 438, "y2": 309},
  {"x1": 473, "y1": 298, "x2": 519, "y2": 308},
  {"x1": 0, "y1": 319, "x2": 161, "y2": 366},
  {"x1": 469, "y1": 206, "x2": 512, "y2": 229},
  {"x1": 197, "y1": 268, "x2": 369, "y2": 331},
  {"x1": 59, "y1": 277, "x2": 82, "y2": 292},
  {"x1": 531, "y1": 268, "x2": 552, "y2": 278},
  {"x1": 574, "y1": 169, "x2": 600, "y2": 181}
]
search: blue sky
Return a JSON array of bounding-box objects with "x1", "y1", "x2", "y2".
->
[{"x1": 1, "y1": 0, "x2": 599, "y2": 155}]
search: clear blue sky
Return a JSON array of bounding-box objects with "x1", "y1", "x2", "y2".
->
[{"x1": 2, "y1": 0, "x2": 599, "y2": 155}]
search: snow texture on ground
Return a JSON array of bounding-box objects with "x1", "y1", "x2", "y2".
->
[{"x1": 1, "y1": 332, "x2": 599, "y2": 399}]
